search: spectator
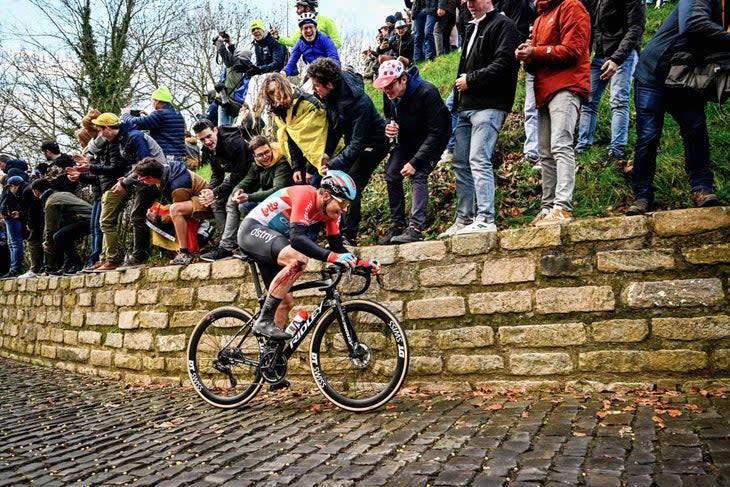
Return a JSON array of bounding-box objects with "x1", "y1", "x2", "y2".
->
[
  {"x1": 34, "y1": 177, "x2": 91, "y2": 275},
  {"x1": 374, "y1": 60, "x2": 450, "y2": 244},
  {"x1": 379, "y1": 19, "x2": 416, "y2": 66},
  {"x1": 121, "y1": 86, "x2": 187, "y2": 160},
  {"x1": 435, "y1": 1, "x2": 458, "y2": 56},
  {"x1": 360, "y1": 43, "x2": 379, "y2": 80},
  {"x1": 213, "y1": 32, "x2": 253, "y2": 126},
  {"x1": 282, "y1": 13, "x2": 340, "y2": 77},
  {"x1": 133, "y1": 158, "x2": 213, "y2": 265},
  {"x1": 201, "y1": 135, "x2": 293, "y2": 261},
  {"x1": 575, "y1": 0, "x2": 645, "y2": 162},
  {"x1": 40, "y1": 141, "x2": 78, "y2": 194},
  {"x1": 253, "y1": 73, "x2": 334, "y2": 184},
  {"x1": 272, "y1": 0, "x2": 342, "y2": 49},
  {"x1": 406, "y1": 0, "x2": 439, "y2": 62},
  {"x1": 248, "y1": 19, "x2": 289, "y2": 77},
  {"x1": 20, "y1": 176, "x2": 45, "y2": 277},
  {"x1": 0, "y1": 176, "x2": 28, "y2": 278},
  {"x1": 626, "y1": 0, "x2": 728, "y2": 215},
  {"x1": 308, "y1": 57, "x2": 390, "y2": 246},
  {"x1": 191, "y1": 119, "x2": 252, "y2": 241},
  {"x1": 90, "y1": 112, "x2": 165, "y2": 272},
  {"x1": 0, "y1": 155, "x2": 29, "y2": 182},
  {"x1": 440, "y1": 0, "x2": 520, "y2": 237},
  {"x1": 516, "y1": 0, "x2": 591, "y2": 225}
]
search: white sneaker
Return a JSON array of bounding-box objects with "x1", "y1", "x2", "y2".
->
[
  {"x1": 438, "y1": 150, "x2": 454, "y2": 165},
  {"x1": 438, "y1": 221, "x2": 467, "y2": 239},
  {"x1": 530, "y1": 208, "x2": 551, "y2": 226},
  {"x1": 456, "y1": 220, "x2": 497, "y2": 235},
  {"x1": 18, "y1": 271, "x2": 38, "y2": 278}
]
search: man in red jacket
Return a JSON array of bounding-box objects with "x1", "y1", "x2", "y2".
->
[{"x1": 515, "y1": 0, "x2": 591, "y2": 226}]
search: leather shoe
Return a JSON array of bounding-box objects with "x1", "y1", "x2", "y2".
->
[{"x1": 93, "y1": 260, "x2": 119, "y2": 272}]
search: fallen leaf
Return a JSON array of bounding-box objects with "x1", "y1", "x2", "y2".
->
[
  {"x1": 484, "y1": 403, "x2": 504, "y2": 411},
  {"x1": 684, "y1": 404, "x2": 704, "y2": 413},
  {"x1": 521, "y1": 411, "x2": 530, "y2": 418},
  {"x1": 618, "y1": 426, "x2": 633, "y2": 437},
  {"x1": 311, "y1": 404, "x2": 322, "y2": 413},
  {"x1": 572, "y1": 431, "x2": 586, "y2": 437},
  {"x1": 154, "y1": 417, "x2": 184, "y2": 429},
  {"x1": 652, "y1": 416, "x2": 666, "y2": 428},
  {"x1": 385, "y1": 404, "x2": 397, "y2": 411},
  {"x1": 667, "y1": 409, "x2": 682, "y2": 418},
  {"x1": 622, "y1": 405, "x2": 636, "y2": 412},
  {"x1": 596, "y1": 411, "x2": 608, "y2": 419}
]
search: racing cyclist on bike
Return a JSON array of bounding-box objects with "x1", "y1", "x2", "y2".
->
[{"x1": 237, "y1": 170, "x2": 380, "y2": 340}]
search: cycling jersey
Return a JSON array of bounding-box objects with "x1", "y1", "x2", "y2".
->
[{"x1": 245, "y1": 185, "x2": 340, "y2": 237}]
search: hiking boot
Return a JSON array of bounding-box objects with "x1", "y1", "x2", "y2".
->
[
  {"x1": 391, "y1": 226, "x2": 423, "y2": 244},
  {"x1": 170, "y1": 252, "x2": 193, "y2": 265},
  {"x1": 530, "y1": 208, "x2": 551, "y2": 226},
  {"x1": 456, "y1": 220, "x2": 497, "y2": 235},
  {"x1": 437, "y1": 221, "x2": 468, "y2": 239},
  {"x1": 200, "y1": 247, "x2": 234, "y2": 262},
  {"x1": 625, "y1": 199, "x2": 651, "y2": 216},
  {"x1": 535, "y1": 207, "x2": 573, "y2": 226},
  {"x1": 691, "y1": 188, "x2": 721, "y2": 208},
  {"x1": 377, "y1": 226, "x2": 405, "y2": 246},
  {"x1": 252, "y1": 319, "x2": 292, "y2": 340},
  {"x1": 93, "y1": 260, "x2": 119, "y2": 272}
]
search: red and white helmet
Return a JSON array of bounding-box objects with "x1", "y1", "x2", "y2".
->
[{"x1": 373, "y1": 60, "x2": 405, "y2": 89}]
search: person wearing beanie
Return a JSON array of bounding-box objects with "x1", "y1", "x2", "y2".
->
[
  {"x1": 121, "y1": 86, "x2": 186, "y2": 159},
  {"x1": 282, "y1": 12, "x2": 340, "y2": 77},
  {"x1": 249, "y1": 18, "x2": 289, "y2": 76},
  {"x1": 270, "y1": 0, "x2": 342, "y2": 48}
]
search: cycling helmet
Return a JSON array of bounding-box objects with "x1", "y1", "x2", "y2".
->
[
  {"x1": 321, "y1": 170, "x2": 357, "y2": 201},
  {"x1": 296, "y1": 0, "x2": 318, "y2": 8},
  {"x1": 297, "y1": 12, "x2": 318, "y2": 27}
]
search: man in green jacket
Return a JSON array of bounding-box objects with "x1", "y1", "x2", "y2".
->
[
  {"x1": 32, "y1": 178, "x2": 92, "y2": 275},
  {"x1": 201, "y1": 135, "x2": 294, "y2": 261},
  {"x1": 270, "y1": 0, "x2": 342, "y2": 49}
]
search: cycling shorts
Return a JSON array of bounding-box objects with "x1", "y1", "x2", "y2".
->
[{"x1": 237, "y1": 219, "x2": 289, "y2": 286}]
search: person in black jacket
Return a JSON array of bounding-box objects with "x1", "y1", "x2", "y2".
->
[
  {"x1": 379, "y1": 19, "x2": 416, "y2": 66},
  {"x1": 435, "y1": 0, "x2": 458, "y2": 55},
  {"x1": 40, "y1": 140, "x2": 78, "y2": 194},
  {"x1": 248, "y1": 19, "x2": 289, "y2": 76},
  {"x1": 191, "y1": 119, "x2": 251, "y2": 239},
  {"x1": 374, "y1": 61, "x2": 450, "y2": 244},
  {"x1": 0, "y1": 176, "x2": 27, "y2": 278},
  {"x1": 308, "y1": 57, "x2": 390, "y2": 246},
  {"x1": 575, "y1": 0, "x2": 646, "y2": 161},
  {"x1": 440, "y1": 0, "x2": 519, "y2": 238},
  {"x1": 20, "y1": 178, "x2": 45, "y2": 277}
]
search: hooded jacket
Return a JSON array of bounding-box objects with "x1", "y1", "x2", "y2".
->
[
  {"x1": 454, "y1": 9, "x2": 520, "y2": 112},
  {"x1": 158, "y1": 161, "x2": 209, "y2": 203},
  {"x1": 526, "y1": 0, "x2": 591, "y2": 108},
  {"x1": 88, "y1": 139, "x2": 130, "y2": 193},
  {"x1": 252, "y1": 33, "x2": 289, "y2": 74},
  {"x1": 116, "y1": 121, "x2": 166, "y2": 166},
  {"x1": 201, "y1": 126, "x2": 251, "y2": 199},
  {"x1": 121, "y1": 104, "x2": 187, "y2": 158},
  {"x1": 382, "y1": 67, "x2": 451, "y2": 170},
  {"x1": 321, "y1": 70, "x2": 389, "y2": 171},
  {"x1": 234, "y1": 143, "x2": 294, "y2": 203},
  {"x1": 284, "y1": 32, "x2": 340, "y2": 76}
]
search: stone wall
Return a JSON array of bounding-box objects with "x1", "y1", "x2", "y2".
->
[{"x1": 1, "y1": 207, "x2": 729, "y2": 392}]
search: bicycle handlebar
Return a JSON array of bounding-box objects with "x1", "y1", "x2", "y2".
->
[{"x1": 324, "y1": 262, "x2": 375, "y2": 296}]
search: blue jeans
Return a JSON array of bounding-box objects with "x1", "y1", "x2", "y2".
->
[
  {"x1": 523, "y1": 73, "x2": 539, "y2": 160},
  {"x1": 5, "y1": 218, "x2": 23, "y2": 273},
  {"x1": 632, "y1": 82, "x2": 713, "y2": 203},
  {"x1": 445, "y1": 91, "x2": 457, "y2": 153},
  {"x1": 413, "y1": 11, "x2": 437, "y2": 62},
  {"x1": 576, "y1": 50, "x2": 638, "y2": 157},
  {"x1": 453, "y1": 108, "x2": 507, "y2": 223},
  {"x1": 86, "y1": 199, "x2": 102, "y2": 267}
]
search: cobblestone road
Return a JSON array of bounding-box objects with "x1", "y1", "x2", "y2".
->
[{"x1": 1, "y1": 357, "x2": 730, "y2": 486}]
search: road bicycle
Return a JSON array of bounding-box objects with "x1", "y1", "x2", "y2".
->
[{"x1": 187, "y1": 254, "x2": 409, "y2": 412}]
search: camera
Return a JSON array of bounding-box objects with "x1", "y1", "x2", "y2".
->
[
  {"x1": 212, "y1": 30, "x2": 230, "y2": 44},
  {"x1": 130, "y1": 109, "x2": 141, "y2": 117}
]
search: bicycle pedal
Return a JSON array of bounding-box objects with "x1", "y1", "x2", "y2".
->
[{"x1": 269, "y1": 379, "x2": 290, "y2": 392}]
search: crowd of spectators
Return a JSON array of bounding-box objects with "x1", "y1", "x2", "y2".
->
[{"x1": 0, "y1": 0, "x2": 727, "y2": 279}]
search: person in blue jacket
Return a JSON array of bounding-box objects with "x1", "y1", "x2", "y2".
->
[
  {"x1": 248, "y1": 19, "x2": 289, "y2": 76},
  {"x1": 121, "y1": 86, "x2": 187, "y2": 160},
  {"x1": 283, "y1": 13, "x2": 340, "y2": 77}
]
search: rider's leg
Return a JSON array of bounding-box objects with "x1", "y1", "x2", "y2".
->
[{"x1": 253, "y1": 246, "x2": 308, "y2": 339}]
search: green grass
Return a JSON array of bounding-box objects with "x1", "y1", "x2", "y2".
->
[{"x1": 358, "y1": 5, "x2": 729, "y2": 244}]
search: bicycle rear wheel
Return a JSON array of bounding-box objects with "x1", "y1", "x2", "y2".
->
[
  {"x1": 309, "y1": 300, "x2": 409, "y2": 412},
  {"x1": 187, "y1": 306, "x2": 264, "y2": 408}
]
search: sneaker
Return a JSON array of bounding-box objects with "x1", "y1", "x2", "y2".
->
[
  {"x1": 0, "y1": 271, "x2": 19, "y2": 279},
  {"x1": 342, "y1": 236, "x2": 358, "y2": 247},
  {"x1": 625, "y1": 199, "x2": 651, "y2": 216},
  {"x1": 18, "y1": 271, "x2": 38, "y2": 278},
  {"x1": 530, "y1": 208, "x2": 551, "y2": 226},
  {"x1": 118, "y1": 256, "x2": 145, "y2": 270},
  {"x1": 691, "y1": 188, "x2": 721, "y2": 208},
  {"x1": 456, "y1": 220, "x2": 497, "y2": 235},
  {"x1": 438, "y1": 149, "x2": 454, "y2": 165},
  {"x1": 83, "y1": 261, "x2": 104, "y2": 273},
  {"x1": 437, "y1": 221, "x2": 468, "y2": 239},
  {"x1": 377, "y1": 226, "x2": 405, "y2": 246},
  {"x1": 391, "y1": 226, "x2": 424, "y2": 244},
  {"x1": 93, "y1": 260, "x2": 119, "y2": 272},
  {"x1": 534, "y1": 207, "x2": 573, "y2": 226},
  {"x1": 200, "y1": 247, "x2": 234, "y2": 262},
  {"x1": 532, "y1": 160, "x2": 542, "y2": 172},
  {"x1": 63, "y1": 266, "x2": 82, "y2": 276},
  {"x1": 169, "y1": 252, "x2": 194, "y2": 265}
]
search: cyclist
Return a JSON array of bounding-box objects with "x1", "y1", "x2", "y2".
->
[{"x1": 237, "y1": 170, "x2": 379, "y2": 340}]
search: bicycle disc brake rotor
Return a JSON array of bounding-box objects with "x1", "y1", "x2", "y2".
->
[
  {"x1": 259, "y1": 349, "x2": 288, "y2": 383},
  {"x1": 350, "y1": 342, "x2": 372, "y2": 368}
]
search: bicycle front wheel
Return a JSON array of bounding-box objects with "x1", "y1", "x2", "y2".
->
[
  {"x1": 187, "y1": 306, "x2": 264, "y2": 408},
  {"x1": 309, "y1": 299, "x2": 409, "y2": 412}
]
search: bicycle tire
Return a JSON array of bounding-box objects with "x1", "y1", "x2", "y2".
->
[
  {"x1": 309, "y1": 299, "x2": 409, "y2": 412},
  {"x1": 187, "y1": 306, "x2": 264, "y2": 408}
]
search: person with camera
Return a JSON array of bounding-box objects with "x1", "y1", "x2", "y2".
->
[
  {"x1": 121, "y1": 86, "x2": 187, "y2": 161},
  {"x1": 212, "y1": 31, "x2": 253, "y2": 126},
  {"x1": 271, "y1": 0, "x2": 342, "y2": 49},
  {"x1": 248, "y1": 19, "x2": 289, "y2": 77}
]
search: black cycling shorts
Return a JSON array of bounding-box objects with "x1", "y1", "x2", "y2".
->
[{"x1": 237, "y1": 219, "x2": 290, "y2": 286}]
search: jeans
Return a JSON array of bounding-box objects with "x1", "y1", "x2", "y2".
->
[
  {"x1": 413, "y1": 11, "x2": 437, "y2": 62},
  {"x1": 213, "y1": 188, "x2": 234, "y2": 240},
  {"x1": 86, "y1": 199, "x2": 102, "y2": 267},
  {"x1": 523, "y1": 73, "x2": 539, "y2": 160},
  {"x1": 434, "y1": 10, "x2": 456, "y2": 56},
  {"x1": 576, "y1": 50, "x2": 638, "y2": 157},
  {"x1": 53, "y1": 221, "x2": 90, "y2": 269},
  {"x1": 384, "y1": 145, "x2": 433, "y2": 230},
  {"x1": 453, "y1": 108, "x2": 507, "y2": 223},
  {"x1": 445, "y1": 91, "x2": 457, "y2": 153},
  {"x1": 537, "y1": 89, "x2": 581, "y2": 211},
  {"x1": 5, "y1": 218, "x2": 23, "y2": 273},
  {"x1": 27, "y1": 239, "x2": 43, "y2": 273},
  {"x1": 218, "y1": 109, "x2": 235, "y2": 127},
  {"x1": 220, "y1": 193, "x2": 258, "y2": 250},
  {"x1": 632, "y1": 82, "x2": 713, "y2": 203},
  {"x1": 339, "y1": 144, "x2": 389, "y2": 240}
]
